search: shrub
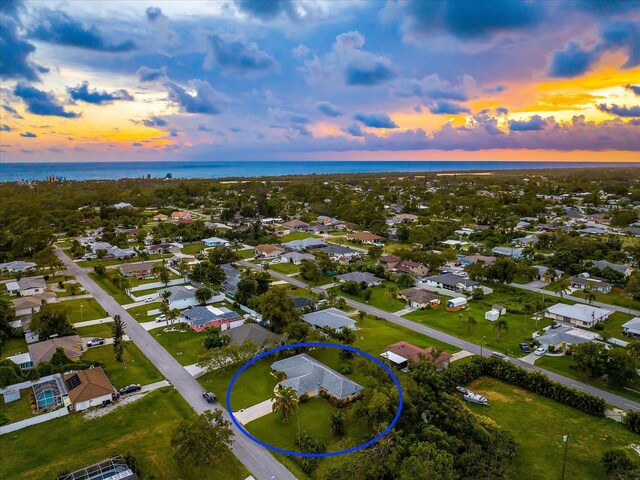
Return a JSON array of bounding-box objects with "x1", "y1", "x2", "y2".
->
[
  {"x1": 594, "y1": 322, "x2": 605, "y2": 331},
  {"x1": 299, "y1": 394, "x2": 309, "y2": 403},
  {"x1": 339, "y1": 363, "x2": 353, "y2": 375},
  {"x1": 601, "y1": 448, "x2": 635, "y2": 478}
]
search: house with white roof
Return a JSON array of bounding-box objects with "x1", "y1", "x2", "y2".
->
[
  {"x1": 622, "y1": 317, "x2": 640, "y2": 339},
  {"x1": 202, "y1": 237, "x2": 230, "y2": 247},
  {"x1": 302, "y1": 308, "x2": 356, "y2": 331},
  {"x1": 544, "y1": 303, "x2": 612, "y2": 329},
  {"x1": 0, "y1": 261, "x2": 37, "y2": 274}
]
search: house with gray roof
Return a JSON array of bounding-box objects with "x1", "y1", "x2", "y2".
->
[
  {"x1": 271, "y1": 354, "x2": 363, "y2": 401},
  {"x1": 337, "y1": 271, "x2": 382, "y2": 286},
  {"x1": 181, "y1": 305, "x2": 242, "y2": 332},
  {"x1": 491, "y1": 246, "x2": 524, "y2": 259},
  {"x1": 0, "y1": 261, "x2": 37, "y2": 273},
  {"x1": 545, "y1": 303, "x2": 612, "y2": 329},
  {"x1": 279, "y1": 251, "x2": 315, "y2": 265},
  {"x1": 588, "y1": 260, "x2": 633, "y2": 277},
  {"x1": 224, "y1": 323, "x2": 281, "y2": 347},
  {"x1": 321, "y1": 245, "x2": 359, "y2": 259},
  {"x1": 536, "y1": 325, "x2": 599, "y2": 350},
  {"x1": 568, "y1": 274, "x2": 612, "y2": 294},
  {"x1": 302, "y1": 308, "x2": 356, "y2": 330},
  {"x1": 422, "y1": 273, "x2": 479, "y2": 294},
  {"x1": 622, "y1": 317, "x2": 640, "y2": 339},
  {"x1": 282, "y1": 237, "x2": 326, "y2": 251}
]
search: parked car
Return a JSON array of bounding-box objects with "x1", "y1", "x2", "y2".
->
[
  {"x1": 203, "y1": 392, "x2": 217, "y2": 404},
  {"x1": 155, "y1": 315, "x2": 167, "y2": 322},
  {"x1": 491, "y1": 352, "x2": 506, "y2": 359},
  {"x1": 550, "y1": 323, "x2": 562, "y2": 329},
  {"x1": 145, "y1": 296, "x2": 155, "y2": 302},
  {"x1": 518, "y1": 343, "x2": 531, "y2": 353},
  {"x1": 119, "y1": 384, "x2": 142, "y2": 395},
  {"x1": 87, "y1": 338, "x2": 106, "y2": 347},
  {"x1": 534, "y1": 346, "x2": 547, "y2": 356}
]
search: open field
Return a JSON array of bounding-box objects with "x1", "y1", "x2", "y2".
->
[
  {"x1": 48, "y1": 298, "x2": 107, "y2": 323},
  {"x1": 153, "y1": 327, "x2": 208, "y2": 366},
  {"x1": 0, "y1": 392, "x2": 34, "y2": 423},
  {"x1": 82, "y1": 343, "x2": 163, "y2": 389},
  {"x1": 466, "y1": 377, "x2": 639, "y2": 480},
  {"x1": 335, "y1": 282, "x2": 411, "y2": 313},
  {"x1": 269, "y1": 262, "x2": 301, "y2": 275},
  {"x1": 0, "y1": 389, "x2": 249, "y2": 480},
  {"x1": 126, "y1": 302, "x2": 163, "y2": 322},
  {"x1": 280, "y1": 232, "x2": 321, "y2": 242},
  {"x1": 571, "y1": 288, "x2": 640, "y2": 312},
  {"x1": 2, "y1": 337, "x2": 29, "y2": 358},
  {"x1": 76, "y1": 322, "x2": 114, "y2": 339},
  {"x1": 182, "y1": 243, "x2": 205, "y2": 255},
  {"x1": 88, "y1": 272, "x2": 132, "y2": 304},
  {"x1": 76, "y1": 254, "x2": 171, "y2": 268}
]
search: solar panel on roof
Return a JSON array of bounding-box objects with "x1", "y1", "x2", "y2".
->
[{"x1": 65, "y1": 374, "x2": 81, "y2": 390}]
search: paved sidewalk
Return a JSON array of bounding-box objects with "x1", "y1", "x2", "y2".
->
[
  {"x1": 74, "y1": 317, "x2": 113, "y2": 328},
  {"x1": 450, "y1": 350, "x2": 474, "y2": 362},
  {"x1": 234, "y1": 399, "x2": 274, "y2": 425},
  {"x1": 394, "y1": 306, "x2": 416, "y2": 316},
  {"x1": 184, "y1": 363, "x2": 207, "y2": 378}
]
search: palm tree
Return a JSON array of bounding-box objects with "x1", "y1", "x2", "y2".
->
[
  {"x1": 385, "y1": 283, "x2": 400, "y2": 306},
  {"x1": 543, "y1": 268, "x2": 556, "y2": 284},
  {"x1": 329, "y1": 411, "x2": 345, "y2": 436},
  {"x1": 463, "y1": 315, "x2": 477, "y2": 334},
  {"x1": 583, "y1": 286, "x2": 596, "y2": 305},
  {"x1": 68, "y1": 283, "x2": 80, "y2": 296},
  {"x1": 168, "y1": 308, "x2": 181, "y2": 326},
  {"x1": 357, "y1": 310, "x2": 367, "y2": 324},
  {"x1": 550, "y1": 281, "x2": 570, "y2": 298},
  {"x1": 272, "y1": 385, "x2": 299, "y2": 423},
  {"x1": 494, "y1": 318, "x2": 509, "y2": 341}
]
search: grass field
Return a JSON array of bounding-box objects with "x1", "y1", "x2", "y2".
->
[
  {"x1": 0, "y1": 388, "x2": 249, "y2": 480},
  {"x1": 280, "y1": 232, "x2": 321, "y2": 242},
  {"x1": 153, "y1": 327, "x2": 208, "y2": 366},
  {"x1": 126, "y1": 302, "x2": 163, "y2": 322},
  {"x1": 237, "y1": 249, "x2": 255, "y2": 259},
  {"x1": 335, "y1": 282, "x2": 409, "y2": 313},
  {"x1": 182, "y1": 243, "x2": 205, "y2": 255},
  {"x1": 269, "y1": 262, "x2": 301, "y2": 275},
  {"x1": 82, "y1": 343, "x2": 163, "y2": 389},
  {"x1": 48, "y1": 298, "x2": 107, "y2": 323},
  {"x1": 535, "y1": 354, "x2": 640, "y2": 403},
  {"x1": 466, "y1": 377, "x2": 639, "y2": 480},
  {"x1": 0, "y1": 392, "x2": 34, "y2": 423},
  {"x1": 572, "y1": 288, "x2": 640, "y2": 312},
  {"x1": 89, "y1": 272, "x2": 132, "y2": 304},
  {"x1": 604, "y1": 311, "x2": 636, "y2": 338},
  {"x1": 77, "y1": 254, "x2": 171, "y2": 268},
  {"x1": 76, "y1": 322, "x2": 114, "y2": 339},
  {"x1": 2, "y1": 337, "x2": 29, "y2": 357}
]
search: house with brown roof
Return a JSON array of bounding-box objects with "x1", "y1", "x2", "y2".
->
[
  {"x1": 171, "y1": 211, "x2": 191, "y2": 220},
  {"x1": 153, "y1": 213, "x2": 169, "y2": 221},
  {"x1": 346, "y1": 232, "x2": 384, "y2": 244},
  {"x1": 28, "y1": 335, "x2": 84, "y2": 365},
  {"x1": 282, "y1": 219, "x2": 309, "y2": 231},
  {"x1": 13, "y1": 292, "x2": 55, "y2": 316},
  {"x1": 63, "y1": 367, "x2": 116, "y2": 411},
  {"x1": 379, "y1": 255, "x2": 401, "y2": 270},
  {"x1": 255, "y1": 244, "x2": 284, "y2": 258},
  {"x1": 120, "y1": 261, "x2": 158, "y2": 278},
  {"x1": 393, "y1": 260, "x2": 429, "y2": 278},
  {"x1": 399, "y1": 288, "x2": 441, "y2": 309},
  {"x1": 382, "y1": 341, "x2": 451, "y2": 370}
]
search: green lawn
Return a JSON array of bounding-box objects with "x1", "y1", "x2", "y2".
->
[
  {"x1": 153, "y1": 327, "x2": 208, "y2": 366},
  {"x1": 571, "y1": 288, "x2": 640, "y2": 313},
  {"x1": 269, "y1": 262, "x2": 301, "y2": 275},
  {"x1": 182, "y1": 243, "x2": 205, "y2": 255},
  {"x1": 535, "y1": 354, "x2": 640, "y2": 403},
  {"x1": 280, "y1": 232, "x2": 321, "y2": 242},
  {"x1": 466, "y1": 377, "x2": 639, "y2": 480},
  {"x1": 82, "y1": 343, "x2": 163, "y2": 389},
  {"x1": 0, "y1": 392, "x2": 34, "y2": 423},
  {"x1": 77, "y1": 254, "x2": 171, "y2": 268},
  {"x1": 0, "y1": 389, "x2": 249, "y2": 480},
  {"x1": 76, "y1": 322, "x2": 114, "y2": 339},
  {"x1": 604, "y1": 311, "x2": 636, "y2": 339},
  {"x1": 2, "y1": 337, "x2": 29, "y2": 358},
  {"x1": 126, "y1": 302, "x2": 163, "y2": 322},
  {"x1": 128, "y1": 270, "x2": 180, "y2": 287},
  {"x1": 89, "y1": 272, "x2": 132, "y2": 304},
  {"x1": 335, "y1": 282, "x2": 409, "y2": 313},
  {"x1": 237, "y1": 249, "x2": 255, "y2": 259},
  {"x1": 405, "y1": 286, "x2": 559, "y2": 357},
  {"x1": 48, "y1": 298, "x2": 107, "y2": 323}
]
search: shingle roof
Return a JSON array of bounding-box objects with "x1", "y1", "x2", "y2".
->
[
  {"x1": 425, "y1": 273, "x2": 479, "y2": 289},
  {"x1": 302, "y1": 308, "x2": 355, "y2": 330},
  {"x1": 18, "y1": 277, "x2": 46, "y2": 290},
  {"x1": 159, "y1": 285, "x2": 197, "y2": 302},
  {"x1": 28, "y1": 335, "x2": 84, "y2": 364},
  {"x1": 271, "y1": 354, "x2": 363, "y2": 399},
  {"x1": 225, "y1": 323, "x2": 279, "y2": 346},
  {"x1": 400, "y1": 287, "x2": 440, "y2": 304},
  {"x1": 337, "y1": 271, "x2": 381, "y2": 284},
  {"x1": 546, "y1": 303, "x2": 611, "y2": 323},
  {"x1": 63, "y1": 367, "x2": 116, "y2": 404}
]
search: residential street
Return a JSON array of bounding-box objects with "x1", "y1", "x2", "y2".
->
[
  {"x1": 56, "y1": 248, "x2": 296, "y2": 480},
  {"x1": 239, "y1": 261, "x2": 640, "y2": 412}
]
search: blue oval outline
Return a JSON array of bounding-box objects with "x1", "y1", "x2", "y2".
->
[{"x1": 226, "y1": 341, "x2": 403, "y2": 458}]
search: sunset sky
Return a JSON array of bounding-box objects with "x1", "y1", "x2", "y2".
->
[{"x1": 1, "y1": 0, "x2": 639, "y2": 163}]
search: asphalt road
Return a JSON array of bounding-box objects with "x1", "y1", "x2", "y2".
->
[
  {"x1": 57, "y1": 249, "x2": 296, "y2": 480},
  {"x1": 240, "y1": 260, "x2": 640, "y2": 412}
]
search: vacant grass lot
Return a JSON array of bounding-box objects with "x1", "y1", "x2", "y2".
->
[
  {"x1": 77, "y1": 254, "x2": 171, "y2": 268},
  {"x1": 0, "y1": 389, "x2": 249, "y2": 480},
  {"x1": 153, "y1": 327, "x2": 208, "y2": 366},
  {"x1": 48, "y1": 298, "x2": 107, "y2": 323},
  {"x1": 269, "y1": 262, "x2": 301, "y2": 275},
  {"x1": 76, "y1": 322, "x2": 114, "y2": 339},
  {"x1": 405, "y1": 286, "x2": 558, "y2": 357},
  {"x1": 2, "y1": 337, "x2": 29, "y2": 357},
  {"x1": 82, "y1": 343, "x2": 163, "y2": 389},
  {"x1": 335, "y1": 282, "x2": 412, "y2": 313},
  {"x1": 280, "y1": 232, "x2": 321, "y2": 242},
  {"x1": 89, "y1": 272, "x2": 132, "y2": 304},
  {"x1": 238, "y1": 249, "x2": 255, "y2": 259},
  {"x1": 604, "y1": 311, "x2": 636, "y2": 338},
  {"x1": 572, "y1": 288, "x2": 640, "y2": 312},
  {"x1": 535, "y1": 354, "x2": 640, "y2": 403},
  {"x1": 466, "y1": 377, "x2": 639, "y2": 480},
  {"x1": 0, "y1": 392, "x2": 34, "y2": 423},
  {"x1": 126, "y1": 302, "x2": 163, "y2": 322},
  {"x1": 182, "y1": 243, "x2": 205, "y2": 255}
]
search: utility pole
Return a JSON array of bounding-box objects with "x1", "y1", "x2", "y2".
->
[{"x1": 561, "y1": 433, "x2": 569, "y2": 480}]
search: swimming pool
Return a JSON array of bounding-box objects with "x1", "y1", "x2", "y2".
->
[{"x1": 36, "y1": 390, "x2": 56, "y2": 408}]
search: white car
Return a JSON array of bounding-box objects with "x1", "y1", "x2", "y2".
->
[
  {"x1": 145, "y1": 296, "x2": 155, "y2": 302},
  {"x1": 155, "y1": 315, "x2": 167, "y2": 322},
  {"x1": 534, "y1": 346, "x2": 547, "y2": 356}
]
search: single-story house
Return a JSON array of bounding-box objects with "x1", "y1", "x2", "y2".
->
[
  {"x1": 532, "y1": 265, "x2": 564, "y2": 280},
  {"x1": 17, "y1": 277, "x2": 46, "y2": 296},
  {"x1": 337, "y1": 271, "x2": 382, "y2": 286},
  {"x1": 0, "y1": 261, "x2": 37, "y2": 274},
  {"x1": 112, "y1": 202, "x2": 132, "y2": 209},
  {"x1": 536, "y1": 325, "x2": 599, "y2": 351},
  {"x1": 545, "y1": 303, "x2": 612, "y2": 329},
  {"x1": 346, "y1": 232, "x2": 384, "y2": 245},
  {"x1": 224, "y1": 323, "x2": 281, "y2": 347},
  {"x1": 171, "y1": 211, "x2": 191, "y2": 220},
  {"x1": 513, "y1": 235, "x2": 539, "y2": 246},
  {"x1": 120, "y1": 261, "x2": 157, "y2": 278},
  {"x1": 492, "y1": 247, "x2": 524, "y2": 259},
  {"x1": 399, "y1": 288, "x2": 441, "y2": 309},
  {"x1": 271, "y1": 354, "x2": 363, "y2": 401},
  {"x1": 568, "y1": 274, "x2": 612, "y2": 294},
  {"x1": 382, "y1": 341, "x2": 451, "y2": 370},
  {"x1": 622, "y1": 317, "x2": 640, "y2": 339},
  {"x1": 588, "y1": 260, "x2": 633, "y2": 277},
  {"x1": 446, "y1": 297, "x2": 468, "y2": 312},
  {"x1": 7, "y1": 352, "x2": 35, "y2": 370},
  {"x1": 90, "y1": 242, "x2": 136, "y2": 259},
  {"x1": 220, "y1": 263, "x2": 241, "y2": 297},
  {"x1": 13, "y1": 292, "x2": 55, "y2": 316},
  {"x1": 308, "y1": 224, "x2": 330, "y2": 234},
  {"x1": 282, "y1": 237, "x2": 326, "y2": 251},
  {"x1": 379, "y1": 255, "x2": 401, "y2": 270},
  {"x1": 282, "y1": 219, "x2": 309, "y2": 231},
  {"x1": 302, "y1": 308, "x2": 356, "y2": 330},
  {"x1": 321, "y1": 245, "x2": 359, "y2": 259},
  {"x1": 28, "y1": 335, "x2": 84, "y2": 365},
  {"x1": 181, "y1": 306, "x2": 243, "y2": 332},
  {"x1": 279, "y1": 251, "x2": 315, "y2": 265},
  {"x1": 460, "y1": 255, "x2": 496, "y2": 266},
  {"x1": 158, "y1": 285, "x2": 213, "y2": 310},
  {"x1": 255, "y1": 244, "x2": 285, "y2": 258},
  {"x1": 5, "y1": 281, "x2": 20, "y2": 295},
  {"x1": 63, "y1": 367, "x2": 116, "y2": 412},
  {"x1": 153, "y1": 213, "x2": 168, "y2": 221},
  {"x1": 203, "y1": 237, "x2": 230, "y2": 247},
  {"x1": 422, "y1": 273, "x2": 479, "y2": 294},
  {"x1": 147, "y1": 243, "x2": 182, "y2": 255}
]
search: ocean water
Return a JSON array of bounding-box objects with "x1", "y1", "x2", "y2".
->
[{"x1": 0, "y1": 161, "x2": 638, "y2": 182}]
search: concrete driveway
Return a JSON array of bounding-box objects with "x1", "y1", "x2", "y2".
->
[{"x1": 234, "y1": 399, "x2": 275, "y2": 425}]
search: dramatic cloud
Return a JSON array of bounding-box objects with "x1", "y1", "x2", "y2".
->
[
  {"x1": 334, "y1": 31, "x2": 396, "y2": 86},
  {"x1": 316, "y1": 101, "x2": 342, "y2": 117},
  {"x1": 509, "y1": 115, "x2": 547, "y2": 131},
  {"x1": 204, "y1": 35, "x2": 278, "y2": 75},
  {"x1": 67, "y1": 81, "x2": 133, "y2": 104},
  {"x1": 14, "y1": 83, "x2": 79, "y2": 118},
  {"x1": 29, "y1": 10, "x2": 136, "y2": 52},
  {"x1": 145, "y1": 6, "x2": 166, "y2": 22},
  {"x1": 427, "y1": 100, "x2": 471, "y2": 115},
  {"x1": 234, "y1": 0, "x2": 297, "y2": 21},
  {"x1": 353, "y1": 112, "x2": 398, "y2": 128},
  {"x1": 0, "y1": 16, "x2": 42, "y2": 81},
  {"x1": 342, "y1": 123, "x2": 364, "y2": 137},
  {"x1": 19, "y1": 131, "x2": 36, "y2": 137},
  {"x1": 141, "y1": 116, "x2": 168, "y2": 127},
  {"x1": 0, "y1": 124, "x2": 11, "y2": 131},
  {"x1": 496, "y1": 107, "x2": 509, "y2": 115},
  {"x1": 626, "y1": 84, "x2": 640, "y2": 96},
  {"x1": 393, "y1": 74, "x2": 472, "y2": 101},
  {"x1": 166, "y1": 80, "x2": 231, "y2": 115},
  {"x1": 136, "y1": 66, "x2": 166, "y2": 82},
  {"x1": 2, "y1": 104, "x2": 23, "y2": 119},
  {"x1": 0, "y1": 0, "x2": 25, "y2": 20},
  {"x1": 597, "y1": 103, "x2": 640, "y2": 117},
  {"x1": 549, "y1": 41, "x2": 596, "y2": 78}
]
